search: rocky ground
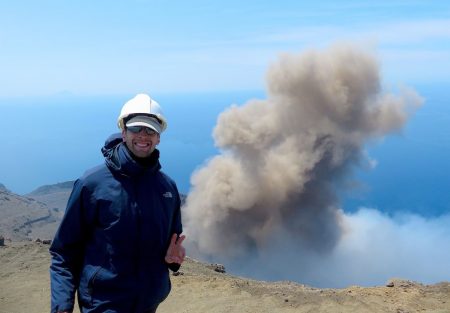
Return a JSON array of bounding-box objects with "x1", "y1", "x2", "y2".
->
[{"x1": 0, "y1": 241, "x2": 449, "y2": 313}]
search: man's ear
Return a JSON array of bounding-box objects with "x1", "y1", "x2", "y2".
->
[{"x1": 121, "y1": 129, "x2": 126, "y2": 142}]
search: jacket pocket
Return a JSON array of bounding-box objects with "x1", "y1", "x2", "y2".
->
[
  {"x1": 87, "y1": 265, "x2": 103, "y2": 295},
  {"x1": 78, "y1": 264, "x2": 102, "y2": 307}
]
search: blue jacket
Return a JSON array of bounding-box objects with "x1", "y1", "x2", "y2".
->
[{"x1": 50, "y1": 134, "x2": 183, "y2": 313}]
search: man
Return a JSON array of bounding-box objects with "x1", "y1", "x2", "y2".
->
[{"x1": 50, "y1": 93, "x2": 185, "y2": 313}]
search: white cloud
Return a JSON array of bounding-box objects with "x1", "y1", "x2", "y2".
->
[
  {"x1": 225, "y1": 208, "x2": 450, "y2": 288},
  {"x1": 334, "y1": 209, "x2": 450, "y2": 285}
]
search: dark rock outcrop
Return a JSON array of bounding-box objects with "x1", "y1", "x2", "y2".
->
[{"x1": 0, "y1": 183, "x2": 10, "y2": 193}]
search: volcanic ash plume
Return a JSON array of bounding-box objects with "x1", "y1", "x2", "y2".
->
[{"x1": 183, "y1": 44, "x2": 422, "y2": 259}]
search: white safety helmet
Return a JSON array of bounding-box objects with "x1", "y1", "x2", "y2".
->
[{"x1": 117, "y1": 93, "x2": 167, "y2": 133}]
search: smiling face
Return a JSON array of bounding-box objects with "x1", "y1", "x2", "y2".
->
[{"x1": 122, "y1": 127, "x2": 160, "y2": 158}]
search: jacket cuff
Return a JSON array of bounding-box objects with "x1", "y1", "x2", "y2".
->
[
  {"x1": 167, "y1": 262, "x2": 181, "y2": 272},
  {"x1": 52, "y1": 302, "x2": 74, "y2": 313}
]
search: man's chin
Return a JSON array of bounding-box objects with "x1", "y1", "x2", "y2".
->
[
  {"x1": 135, "y1": 151, "x2": 153, "y2": 158},
  {"x1": 133, "y1": 146, "x2": 153, "y2": 156}
]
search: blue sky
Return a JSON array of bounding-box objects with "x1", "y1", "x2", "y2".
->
[{"x1": 1, "y1": 1, "x2": 449, "y2": 97}]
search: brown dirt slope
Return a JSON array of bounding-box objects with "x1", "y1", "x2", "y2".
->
[
  {"x1": 0, "y1": 241, "x2": 449, "y2": 313},
  {"x1": 0, "y1": 190, "x2": 53, "y2": 241}
]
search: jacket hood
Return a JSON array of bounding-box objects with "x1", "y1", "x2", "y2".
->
[{"x1": 101, "y1": 133, "x2": 161, "y2": 177}]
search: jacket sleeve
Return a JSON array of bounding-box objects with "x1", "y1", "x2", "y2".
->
[
  {"x1": 49, "y1": 179, "x2": 94, "y2": 313},
  {"x1": 166, "y1": 185, "x2": 183, "y2": 272},
  {"x1": 171, "y1": 185, "x2": 183, "y2": 236}
]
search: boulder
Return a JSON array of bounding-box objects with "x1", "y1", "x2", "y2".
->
[{"x1": 207, "y1": 263, "x2": 226, "y2": 273}]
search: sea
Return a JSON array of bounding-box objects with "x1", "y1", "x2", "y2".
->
[{"x1": 0, "y1": 84, "x2": 449, "y2": 218}]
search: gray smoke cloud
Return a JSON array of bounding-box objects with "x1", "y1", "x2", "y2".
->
[{"x1": 183, "y1": 44, "x2": 423, "y2": 269}]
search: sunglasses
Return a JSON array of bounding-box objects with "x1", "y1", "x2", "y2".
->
[{"x1": 126, "y1": 126, "x2": 158, "y2": 135}]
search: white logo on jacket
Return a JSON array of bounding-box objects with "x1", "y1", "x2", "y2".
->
[{"x1": 162, "y1": 191, "x2": 173, "y2": 198}]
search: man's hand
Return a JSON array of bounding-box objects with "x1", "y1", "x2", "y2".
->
[{"x1": 165, "y1": 233, "x2": 186, "y2": 265}]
